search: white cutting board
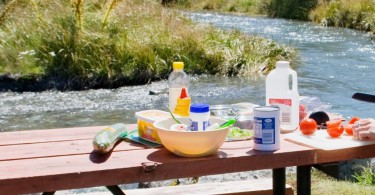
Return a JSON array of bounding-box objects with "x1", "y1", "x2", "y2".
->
[{"x1": 284, "y1": 130, "x2": 375, "y2": 150}]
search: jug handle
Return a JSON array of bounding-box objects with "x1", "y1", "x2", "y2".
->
[{"x1": 289, "y1": 69, "x2": 298, "y2": 92}]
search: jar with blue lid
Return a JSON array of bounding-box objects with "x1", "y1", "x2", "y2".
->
[{"x1": 189, "y1": 103, "x2": 210, "y2": 131}]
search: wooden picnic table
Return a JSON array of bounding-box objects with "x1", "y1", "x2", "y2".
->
[{"x1": 1, "y1": 125, "x2": 375, "y2": 195}]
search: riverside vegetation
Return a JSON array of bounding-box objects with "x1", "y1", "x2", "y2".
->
[
  {"x1": 310, "y1": 0, "x2": 375, "y2": 34},
  {"x1": 286, "y1": 166, "x2": 375, "y2": 194},
  {"x1": 0, "y1": 0, "x2": 296, "y2": 91},
  {"x1": 164, "y1": 0, "x2": 375, "y2": 34}
]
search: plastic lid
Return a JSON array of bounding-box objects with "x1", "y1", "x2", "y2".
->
[
  {"x1": 276, "y1": 61, "x2": 290, "y2": 68},
  {"x1": 190, "y1": 103, "x2": 209, "y2": 113},
  {"x1": 173, "y1": 62, "x2": 184, "y2": 70}
]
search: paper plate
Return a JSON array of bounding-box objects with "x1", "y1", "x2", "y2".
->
[{"x1": 226, "y1": 128, "x2": 254, "y2": 141}]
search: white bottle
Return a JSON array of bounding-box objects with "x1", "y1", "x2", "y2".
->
[
  {"x1": 168, "y1": 62, "x2": 189, "y2": 112},
  {"x1": 266, "y1": 61, "x2": 299, "y2": 133},
  {"x1": 189, "y1": 103, "x2": 210, "y2": 131}
]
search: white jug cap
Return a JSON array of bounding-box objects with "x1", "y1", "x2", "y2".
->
[{"x1": 276, "y1": 61, "x2": 290, "y2": 68}]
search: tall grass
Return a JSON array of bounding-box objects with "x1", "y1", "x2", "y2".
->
[
  {"x1": 266, "y1": 0, "x2": 318, "y2": 20},
  {"x1": 286, "y1": 168, "x2": 375, "y2": 194},
  {"x1": 161, "y1": 0, "x2": 266, "y2": 15},
  {"x1": 310, "y1": 0, "x2": 375, "y2": 33},
  {"x1": 162, "y1": 0, "x2": 375, "y2": 35},
  {"x1": 0, "y1": 0, "x2": 296, "y2": 89},
  {"x1": 354, "y1": 164, "x2": 375, "y2": 185}
]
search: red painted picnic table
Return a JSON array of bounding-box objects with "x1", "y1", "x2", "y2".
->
[{"x1": 0, "y1": 125, "x2": 375, "y2": 195}]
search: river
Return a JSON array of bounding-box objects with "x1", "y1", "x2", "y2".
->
[{"x1": 1, "y1": 12, "x2": 374, "y2": 132}]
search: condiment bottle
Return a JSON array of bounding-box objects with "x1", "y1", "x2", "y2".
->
[
  {"x1": 189, "y1": 103, "x2": 210, "y2": 131},
  {"x1": 168, "y1": 62, "x2": 189, "y2": 112},
  {"x1": 173, "y1": 87, "x2": 191, "y2": 116},
  {"x1": 265, "y1": 61, "x2": 299, "y2": 132}
]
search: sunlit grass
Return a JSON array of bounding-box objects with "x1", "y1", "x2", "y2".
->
[
  {"x1": 162, "y1": 0, "x2": 265, "y2": 15},
  {"x1": 310, "y1": 0, "x2": 375, "y2": 33},
  {"x1": 167, "y1": 0, "x2": 375, "y2": 35},
  {"x1": 0, "y1": 0, "x2": 296, "y2": 87},
  {"x1": 286, "y1": 167, "x2": 375, "y2": 195}
]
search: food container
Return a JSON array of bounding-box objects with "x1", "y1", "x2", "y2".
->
[
  {"x1": 135, "y1": 110, "x2": 173, "y2": 144},
  {"x1": 189, "y1": 103, "x2": 210, "y2": 131},
  {"x1": 211, "y1": 103, "x2": 258, "y2": 130},
  {"x1": 231, "y1": 103, "x2": 257, "y2": 130},
  {"x1": 253, "y1": 106, "x2": 280, "y2": 151},
  {"x1": 210, "y1": 104, "x2": 237, "y2": 119},
  {"x1": 235, "y1": 114, "x2": 254, "y2": 130}
]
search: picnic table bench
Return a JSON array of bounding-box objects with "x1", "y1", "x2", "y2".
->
[{"x1": 1, "y1": 124, "x2": 375, "y2": 195}]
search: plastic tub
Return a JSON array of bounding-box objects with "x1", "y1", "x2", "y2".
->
[
  {"x1": 210, "y1": 104, "x2": 237, "y2": 119},
  {"x1": 135, "y1": 110, "x2": 173, "y2": 144}
]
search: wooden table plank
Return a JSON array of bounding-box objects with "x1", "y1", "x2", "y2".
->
[
  {"x1": 0, "y1": 124, "x2": 137, "y2": 146},
  {"x1": 0, "y1": 139, "x2": 315, "y2": 194},
  {"x1": 0, "y1": 139, "x2": 146, "y2": 161},
  {"x1": 314, "y1": 144, "x2": 375, "y2": 164}
]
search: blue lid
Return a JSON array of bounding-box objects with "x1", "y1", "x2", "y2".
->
[{"x1": 190, "y1": 103, "x2": 209, "y2": 113}]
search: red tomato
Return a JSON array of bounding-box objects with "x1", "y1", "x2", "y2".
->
[
  {"x1": 344, "y1": 124, "x2": 353, "y2": 135},
  {"x1": 327, "y1": 125, "x2": 344, "y2": 138},
  {"x1": 348, "y1": 117, "x2": 360, "y2": 124},
  {"x1": 299, "y1": 118, "x2": 317, "y2": 135},
  {"x1": 326, "y1": 120, "x2": 342, "y2": 129}
]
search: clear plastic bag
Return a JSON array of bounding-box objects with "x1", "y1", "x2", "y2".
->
[{"x1": 299, "y1": 96, "x2": 332, "y2": 113}]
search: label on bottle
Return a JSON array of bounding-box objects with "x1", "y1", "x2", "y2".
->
[
  {"x1": 169, "y1": 87, "x2": 183, "y2": 112},
  {"x1": 189, "y1": 120, "x2": 210, "y2": 131},
  {"x1": 269, "y1": 98, "x2": 291, "y2": 125}
]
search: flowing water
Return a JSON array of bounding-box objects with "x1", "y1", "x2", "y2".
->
[{"x1": 1, "y1": 12, "x2": 375, "y2": 132}]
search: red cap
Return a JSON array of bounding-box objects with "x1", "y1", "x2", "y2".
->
[{"x1": 179, "y1": 88, "x2": 188, "y2": 98}]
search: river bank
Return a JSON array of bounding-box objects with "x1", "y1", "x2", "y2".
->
[
  {"x1": 165, "y1": 0, "x2": 375, "y2": 35},
  {"x1": 0, "y1": 0, "x2": 296, "y2": 92}
]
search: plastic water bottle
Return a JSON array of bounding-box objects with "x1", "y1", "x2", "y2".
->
[
  {"x1": 168, "y1": 62, "x2": 189, "y2": 112},
  {"x1": 266, "y1": 61, "x2": 299, "y2": 133}
]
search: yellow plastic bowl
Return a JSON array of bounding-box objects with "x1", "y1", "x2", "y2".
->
[{"x1": 153, "y1": 117, "x2": 229, "y2": 157}]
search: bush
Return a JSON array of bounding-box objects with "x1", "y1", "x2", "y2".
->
[{"x1": 266, "y1": 0, "x2": 319, "y2": 20}]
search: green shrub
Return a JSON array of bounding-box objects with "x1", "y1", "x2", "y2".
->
[
  {"x1": 354, "y1": 164, "x2": 375, "y2": 185},
  {"x1": 266, "y1": 0, "x2": 318, "y2": 20}
]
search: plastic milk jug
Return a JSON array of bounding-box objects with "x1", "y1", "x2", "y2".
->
[
  {"x1": 266, "y1": 61, "x2": 299, "y2": 132},
  {"x1": 168, "y1": 62, "x2": 189, "y2": 112}
]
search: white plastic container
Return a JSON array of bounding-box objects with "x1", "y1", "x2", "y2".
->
[
  {"x1": 266, "y1": 61, "x2": 299, "y2": 133},
  {"x1": 189, "y1": 103, "x2": 210, "y2": 131},
  {"x1": 168, "y1": 62, "x2": 189, "y2": 112},
  {"x1": 135, "y1": 110, "x2": 172, "y2": 144},
  {"x1": 253, "y1": 106, "x2": 280, "y2": 151}
]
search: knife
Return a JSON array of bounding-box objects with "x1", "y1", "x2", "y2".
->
[{"x1": 352, "y1": 93, "x2": 375, "y2": 103}]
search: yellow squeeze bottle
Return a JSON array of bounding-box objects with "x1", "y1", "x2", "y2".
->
[{"x1": 173, "y1": 87, "x2": 191, "y2": 116}]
